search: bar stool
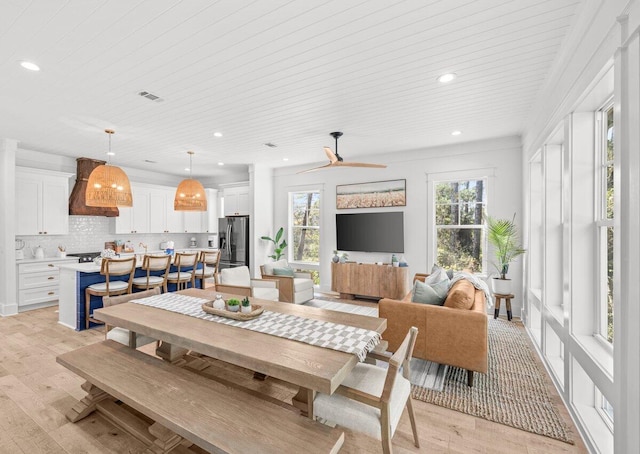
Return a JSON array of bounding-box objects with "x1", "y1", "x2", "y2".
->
[
  {"x1": 85, "y1": 256, "x2": 136, "y2": 329},
  {"x1": 166, "y1": 251, "x2": 198, "y2": 291},
  {"x1": 193, "y1": 250, "x2": 221, "y2": 289},
  {"x1": 132, "y1": 254, "x2": 171, "y2": 293}
]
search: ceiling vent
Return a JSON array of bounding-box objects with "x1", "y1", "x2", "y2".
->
[{"x1": 137, "y1": 91, "x2": 164, "y2": 102}]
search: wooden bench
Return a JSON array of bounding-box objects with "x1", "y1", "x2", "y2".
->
[{"x1": 57, "y1": 340, "x2": 344, "y2": 454}]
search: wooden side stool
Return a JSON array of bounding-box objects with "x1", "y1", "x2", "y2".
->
[{"x1": 493, "y1": 293, "x2": 514, "y2": 321}]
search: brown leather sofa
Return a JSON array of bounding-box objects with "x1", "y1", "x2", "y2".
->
[{"x1": 379, "y1": 274, "x2": 488, "y2": 386}]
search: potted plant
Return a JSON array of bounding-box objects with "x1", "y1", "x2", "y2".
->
[
  {"x1": 487, "y1": 214, "x2": 526, "y2": 295},
  {"x1": 240, "y1": 296, "x2": 252, "y2": 313},
  {"x1": 339, "y1": 252, "x2": 349, "y2": 263},
  {"x1": 332, "y1": 250, "x2": 340, "y2": 263},
  {"x1": 226, "y1": 298, "x2": 240, "y2": 312},
  {"x1": 260, "y1": 227, "x2": 287, "y2": 261}
]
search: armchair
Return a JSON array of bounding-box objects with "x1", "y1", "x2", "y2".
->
[
  {"x1": 215, "y1": 266, "x2": 279, "y2": 301},
  {"x1": 259, "y1": 259, "x2": 314, "y2": 304}
]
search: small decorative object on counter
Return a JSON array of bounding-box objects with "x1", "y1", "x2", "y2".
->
[
  {"x1": 57, "y1": 244, "x2": 66, "y2": 258},
  {"x1": 332, "y1": 250, "x2": 340, "y2": 263},
  {"x1": 226, "y1": 298, "x2": 240, "y2": 312},
  {"x1": 398, "y1": 255, "x2": 408, "y2": 267},
  {"x1": 213, "y1": 294, "x2": 225, "y2": 310},
  {"x1": 114, "y1": 239, "x2": 124, "y2": 254},
  {"x1": 240, "y1": 297, "x2": 252, "y2": 313},
  {"x1": 391, "y1": 254, "x2": 399, "y2": 267},
  {"x1": 339, "y1": 252, "x2": 349, "y2": 263},
  {"x1": 165, "y1": 240, "x2": 175, "y2": 256},
  {"x1": 124, "y1": 240, "x2": 134, "y2": 252}
]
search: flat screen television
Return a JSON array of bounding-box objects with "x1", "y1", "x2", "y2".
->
[{"x1": 336, "y1": 212, "x2": 404, "y2": 253}]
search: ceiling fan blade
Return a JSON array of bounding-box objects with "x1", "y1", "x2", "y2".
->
[
  {"x1": 324, "y1": 146, "x2": 338, "y2": 164},
  {"x1": 296, "y1": 162, "x2": 336, "y2": 174},
  {"x1": 334, "y1": 161, "x2": 387, "y2": 168}
]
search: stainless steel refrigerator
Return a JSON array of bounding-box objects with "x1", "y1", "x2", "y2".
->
[{"x1": 218, "y1": 216, "x2": 249, "y2": 269}]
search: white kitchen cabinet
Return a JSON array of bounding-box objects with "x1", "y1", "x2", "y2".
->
[
  {"x1": 15, "y1": 168, "x2": 73, "y2": 235},
  {"x1": 115, "y1": 185, "x2": 150, "y2": 234},
  {"x1": 16, "y1": 259, "x2": 78, "y2": 310},
  {"x1": 204, "y1": 188, "x2": 219, "y2": 233},
  {"x1": 146, "y1": 187, "x2": 184, "y2": 233},
  {"x1": 183, "y1": 212, "x2": 205, "y2": 233},
  {"x1": 223, "y1": 185, "x2": 250, "y2": 216}
]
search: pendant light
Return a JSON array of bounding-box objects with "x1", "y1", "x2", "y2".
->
[
  {"x1": 86, "y1": 129, "x2": 133, "y2": 207},
  {"x1": 174, "y1": 151, "x2": 207, "y2": 211}
]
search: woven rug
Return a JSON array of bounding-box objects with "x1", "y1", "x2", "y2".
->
[{"x1": 412, "y1": 318, "x2": 575, "y2": 444}]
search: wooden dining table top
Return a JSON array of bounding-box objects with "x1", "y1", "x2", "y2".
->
[{"x1": 93, "y1": 288, "x2": 386, "y2": 395}]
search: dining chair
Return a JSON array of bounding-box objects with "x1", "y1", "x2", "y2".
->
[
  {"x1": 313, "y1": 327, "x2": 420, "y2": 454},
  {"x1": 215, "y1": 266, "x2": 279, "y2": 301},
  {"x1": 103, "y1": 287, "x2": 160, "y2": 348},
  {"x1": 132, "y1": 254, "x2": 171, "y2": 293},
  {"x1": 84, "y1": 256, "x2": 136, "y2": 329},
  {"x1": 193, "y1": 250, "x2": 221, "y2": 289},
  {"x1": 166, "y1": 251, "x2": 198, "y2": 291}
]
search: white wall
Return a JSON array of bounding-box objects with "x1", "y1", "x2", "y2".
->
[
  {"x1": 272, "y1": 135, "x2": 523, "y2": 312},
  {"x1": 249, "y1": 165, "x2": 274, "y2": 277}
]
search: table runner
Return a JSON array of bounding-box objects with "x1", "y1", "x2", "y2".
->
[{"x1": 131, "y1": 293, "x2": 380, "y2": 362}]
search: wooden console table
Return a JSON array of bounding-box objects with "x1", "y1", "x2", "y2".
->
[{"x1": 331, "y1": 262, "x2": 410, "y2": 300}]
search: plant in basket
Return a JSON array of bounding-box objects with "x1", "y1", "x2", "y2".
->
[
  {"x1": 241, "y1": 297, "x2": 252, "y2": 313},
  {"x1": 226, "y1": 298, "x2": 240, "y2": 312}
]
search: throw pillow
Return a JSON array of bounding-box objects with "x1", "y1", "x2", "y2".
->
[
  {"x1": 443, "y1": 279, "x2": 475, "y2": 310},
  {"x1": 425, "y1": 266, "x2": 449, "y2": 285},
  {"x1": 411, "y1": 278, "x2": 449, "y2": 305},
  {"x1": 431, "y1": 264, "x2": 454, "y2": 280},
  {"x1": 272, "y1": 267, "x2": 295, "y2": 277}
]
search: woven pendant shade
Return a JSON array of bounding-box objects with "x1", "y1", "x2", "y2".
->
[
  {"x1": 86, "y1": 164, "x2": 133, "y2": 207},
  {"x1": 85, "y1": 129, "x2": 133, "y2": 207},
  {"x1": 174, "y1": 178, "x2": 207, "y2": 211},
  {"x1": 174, "y1": 151, "x2": 207, "y2": 211}
]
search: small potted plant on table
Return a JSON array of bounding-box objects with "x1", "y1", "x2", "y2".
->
[
  {"x1": 226, "y1": 298, "x2": 240, "y2": 312},
  {"x1": 487, "y1": 214, "x2": 526, "y2": 295},
  {"x1": 240, "y1": 297, "x2": 252, "y2": 313}
]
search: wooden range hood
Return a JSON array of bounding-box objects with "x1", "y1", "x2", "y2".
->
[{"x1": 69, "y1": 157, "x2": 119, "y2": 217}]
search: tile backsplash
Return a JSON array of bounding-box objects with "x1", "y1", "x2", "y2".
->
[{"x1": 16, "y1": 216, "x2": 209, "y2": 258}]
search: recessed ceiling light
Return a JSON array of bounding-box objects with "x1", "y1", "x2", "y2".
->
[
  {"x1": 451, "y1": 130, "x2": 462, "y2": 136},
  {"x1": 20, "y1": 61, "x2": 40, "y2": 71},
  {"x1": 214, "y1": 132, "x2": 223, "y2": 138},
  {"x1": 106, "y1": 152, "x2": 115, "y2": 156},
  {"x1": 218, "y1": 162, "x2": 224, "y2": 166},
  {"x1": 437, "y1": 73, "x2": 457, "y2": 83},
  {"x1": 184, "y1": 167, "x2": 190, "y2": 171},
  {"x1": 283, "y1": 158, "x2": 289, "y2": 161}
]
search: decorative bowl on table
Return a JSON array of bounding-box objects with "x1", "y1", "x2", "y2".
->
[{"x1": 201, "y1": 301, "x2": 264, "y2": 321}]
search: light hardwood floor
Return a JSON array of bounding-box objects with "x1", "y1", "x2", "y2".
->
[{"x1": 0, "y1": 305, "x2": 587, "y2": 453}]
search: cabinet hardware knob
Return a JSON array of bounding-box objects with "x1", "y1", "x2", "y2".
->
[
  {"x1": 48, "y1": 291, "x2": 54, "y2": 295},
  {"x1": 48, "y1": 276, "x2": 54, "y2": 280},
  {"x1": 48, "y1": 264, "x2": 54, "y2": 267}
]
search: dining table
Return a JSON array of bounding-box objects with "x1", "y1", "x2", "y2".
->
[{"x1": 93, "y1": 288, "x2": 386, "y2": 418}]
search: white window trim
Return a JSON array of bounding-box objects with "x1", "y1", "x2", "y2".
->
[
  {"x1": 594, "y1": 100, "x2": 614, "y2": 346},
  {"x1": 287, "y1": 189, "x2": 321, "y2": 266},
  {"x1": 426, "y1": 168, "x2": 495, "y2": 275}
]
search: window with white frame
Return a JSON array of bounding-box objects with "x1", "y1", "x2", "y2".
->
[
  {"x1": 434, "y1": 179, "x2": 487, "y2": 273},
  {"x1": 289, "y1": 190, "x2": 320, "y2": 265},
  {"x1": 596, "y1": 103, "x2": 614, "y2": 344}
]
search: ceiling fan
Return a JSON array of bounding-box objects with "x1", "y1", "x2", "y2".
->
[{"x1": 298, "y1": 132, "x2": 387, "y2": 173}]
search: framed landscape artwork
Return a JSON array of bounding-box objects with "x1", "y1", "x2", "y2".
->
[{"x1": 336, "y1": 179, "x2": 406, "y2": 209}]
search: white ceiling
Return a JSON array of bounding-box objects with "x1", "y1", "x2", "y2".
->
[{"x1": 0, "y1": 0, "x2": 583, "y2": 178}]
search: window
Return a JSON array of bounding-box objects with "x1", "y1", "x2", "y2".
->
[
  {"x1": 289, "y1": 191, "x2": 320, "y2": 265},
  {"x1": 597, "y1": 104, "x2": 614, "y2": 343},
  {"x1": 434, "y1": 179, "x2": 487, "y2": 273}
]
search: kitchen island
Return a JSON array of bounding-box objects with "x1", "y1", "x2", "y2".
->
[{"x1": 58, "y1": 256, "x2": 205, "y2": 331}]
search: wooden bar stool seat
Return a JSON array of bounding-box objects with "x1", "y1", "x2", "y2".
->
[
  {"x1": 493, "y1": 293, "x2": 515, "y2": 321},
  {"x1": 85, "y1": 257, "x2": 136, "y2": 329},
  {"x1": 132, "y1": 254, "x2": 171, "y2": 293},
  {"x1": 166, "y1": 251, "x2": 198, "y2": 291},
  {"x1": 193, "y1": 250, "x2": 221, "y2": 289}
]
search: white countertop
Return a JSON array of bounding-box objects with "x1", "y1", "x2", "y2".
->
[{"x1": 16, "y1": 256, "x2": 79, "y2": 264}]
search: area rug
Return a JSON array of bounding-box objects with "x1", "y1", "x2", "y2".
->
[
  {"x1": 412, "y1": 318, "x2": 575, "y2": 444},
  {"x1": 305, "y1": 297, "x2": 378, "y2": 317}
]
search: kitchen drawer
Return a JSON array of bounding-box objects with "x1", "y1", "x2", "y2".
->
[
  {"x1": 18, "y1": 270, "x2": 60, "y2": 289},
  {"x1": 18, "y1": 262, "x2": 62, "y2": 274},
  {"x1": 18, "y1": 285, "x2": 59, "y2": 307}
]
